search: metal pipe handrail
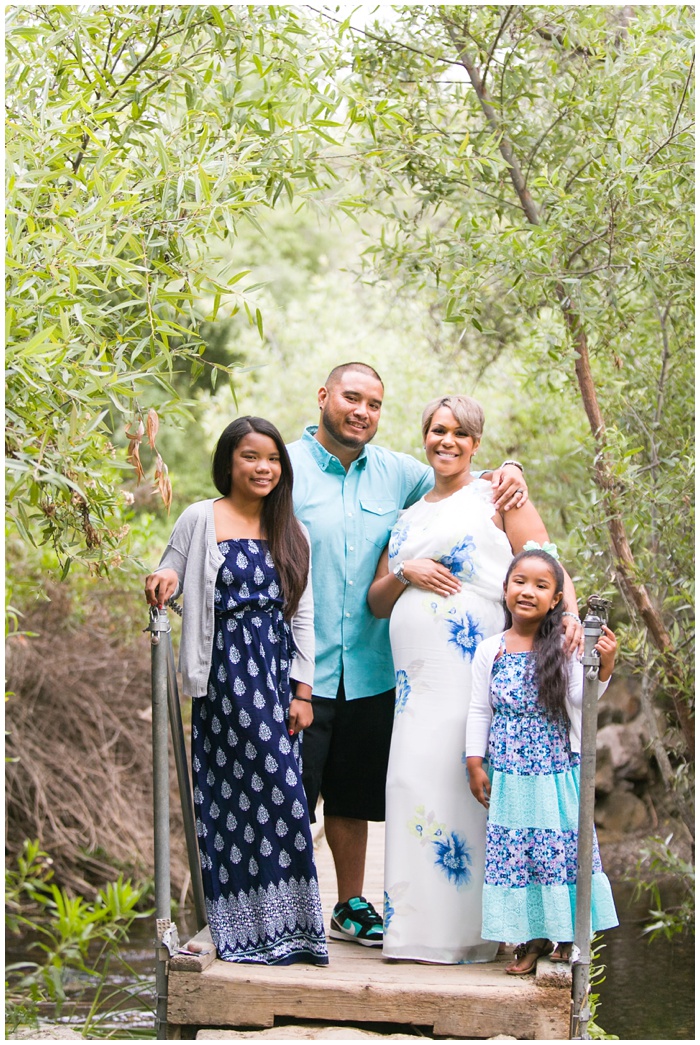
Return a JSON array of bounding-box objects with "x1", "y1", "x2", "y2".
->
[
  {"x1": 148, "y1": 607, "x2": 177, "y2": 1040},
  {"x1": 165, "y1": 636, "x2": 208, "y2": 930},
  {"x1": 570, "y1": 596, "x2": 609, "y2": 1039}
]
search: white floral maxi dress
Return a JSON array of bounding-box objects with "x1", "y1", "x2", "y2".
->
[{"x1": 384, "y1": 480, "x2": 513, "y2": 963}]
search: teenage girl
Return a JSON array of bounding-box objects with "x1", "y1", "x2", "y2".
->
[
  {"x1": 144, "y1": 417, "x2": 328, "y2": 966},
  {"x1": 466, "y1": 546, "x2": 618, "y2": 975}
]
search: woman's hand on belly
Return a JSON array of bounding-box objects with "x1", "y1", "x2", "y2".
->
[{"x1": 402, "y1": 558, "x2": 461, "y2": 598}]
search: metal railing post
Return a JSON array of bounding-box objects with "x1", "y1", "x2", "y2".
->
[
  {"x1": 570, "y1": 596, "x2": 608, "y2": 1040},
  {"x1": 165, "y1": 632, "x2": 208, "y2": 930},
  {"x1": 148, "y1": 607, "x2": 180, "y2": 1040}
]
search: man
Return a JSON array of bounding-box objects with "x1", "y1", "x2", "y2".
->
[{"x1": 287, "y1": 362, "x2": 527, "y2": 946}]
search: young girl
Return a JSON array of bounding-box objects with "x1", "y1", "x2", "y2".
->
[
  {"x1": 144, "y1": 416, "x2": 328, "y2": 966},
  {"x1": 466, "y1": 546, "x2": 618, "y2": 975}
]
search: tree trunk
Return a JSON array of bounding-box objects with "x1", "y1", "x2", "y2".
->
[{"x1": 445, "y1": 19, "x2": 694, "y2": 759}]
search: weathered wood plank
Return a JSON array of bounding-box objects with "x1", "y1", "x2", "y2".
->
[
  {"x1": 168, "y1": 961, "x2": 568, "y2": 1039},
  {"x1": 536, "y1": 955, "x2": 573, "y2": 988},
  {"x1": 167, "y1": 819, "x2": 570, "y2": 1039}
]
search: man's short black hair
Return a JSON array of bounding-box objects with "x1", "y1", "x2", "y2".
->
[{"x1": 325, "y1": 361, "x2": 384, "y2": 389}]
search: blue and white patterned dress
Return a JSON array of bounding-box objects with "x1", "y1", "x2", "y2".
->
[
  {"x1": 481, "y1": 641, "x2": 618, "y2": 943},
  {"x1": 384, "y1": 480, "x2": 513, "y2": 963},
  {"x1": 191, "y1": 539, "x2": 328, "y2": 965}
]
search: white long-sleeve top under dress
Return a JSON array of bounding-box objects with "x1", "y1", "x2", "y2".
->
[{"x1": 383, "y1": 479, "x2": 513, "y2": 963}]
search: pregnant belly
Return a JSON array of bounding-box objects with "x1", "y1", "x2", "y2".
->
[{"x1": 389, "y1": 586, "x2": 504, "y2": 658}]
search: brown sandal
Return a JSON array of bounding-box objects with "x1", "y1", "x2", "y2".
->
[
  {"x1": 550, "y1": 942, "x2": 572, "y2": 963},
  {"x1": 505, "y1": 938, "x2": 554, "y2": 975}
]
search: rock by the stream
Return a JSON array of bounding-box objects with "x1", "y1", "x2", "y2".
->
[
  {"x1": 596, "y1": 720, "x2": 651, "y2": 783},
  {"x1": 597, "y1": 677, "x2": 641, "y2": 725},
  {"x1": 8, "y1": 1029, "x2": 88, "y2": 1040},
  {"x1": 595, "y1": 789, "x2": 649, "y2": 836},
  {"x1": 594, "y1": 743, "x2": 616, "y2": 794}
]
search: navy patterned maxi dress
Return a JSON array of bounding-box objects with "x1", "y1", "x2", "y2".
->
[{"x1": 191, "y1": 539, "x2": 328, "y2": 965}]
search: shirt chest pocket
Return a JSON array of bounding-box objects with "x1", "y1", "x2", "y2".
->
[{"x1": 360, "y1": 499, "x2": 397, "y2": 548}]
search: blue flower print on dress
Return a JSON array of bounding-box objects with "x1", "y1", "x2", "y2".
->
[
  {"x1": 395, "y1": 669, "x2": 411, "y2": 715},
  {"x1": 439, "y1": 534, "x2": 476, "y2": 579},
  {"x1": 384, "y1": 891, "x2": 395, "y2": 931},
  {"x1": 489, "y1": 652, "x2": 573, "y2": 775},
  {"x1": 445, "y1": 610, "x2": 483, "y2": 661},
  {"x1": 410, "y1": 807, "x2": 473, "y2": 888},
  {"x1": 432, "y1": 832, "x2": 472, "y2": 888},
  {"x1": 388, "y1": 524, "x2": 409, "y2": 561}
]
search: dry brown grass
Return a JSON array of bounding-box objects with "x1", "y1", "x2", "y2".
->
[{"x1": 6, "y1": 585, "x2": 189, "y2": 896}]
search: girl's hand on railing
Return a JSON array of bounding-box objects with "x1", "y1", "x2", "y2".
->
[
  {"x1": 595, "y1": 624, "x2": 617, "y2": 682},
  {"x1": 145, "y1": 569, "x2": 179, "y2": 608}
]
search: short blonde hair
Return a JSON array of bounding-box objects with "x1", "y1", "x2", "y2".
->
[{"x1": 421, "y1": 395, "x2": 484, "y2": 442}]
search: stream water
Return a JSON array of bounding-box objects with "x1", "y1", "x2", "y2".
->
[
  {"x1": 595, "y1": 882, "x2": 694, "y2": 1040},
  {"x1": 7, "y1": 882, "x2": 694, "y2": 1039}
]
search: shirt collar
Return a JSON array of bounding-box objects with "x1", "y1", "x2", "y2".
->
[{"x1": 300, "y1": 425, "x2": 368, "y2": 472}]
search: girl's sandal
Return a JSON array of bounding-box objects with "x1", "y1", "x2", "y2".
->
[
  {"x1": 505, "y1": 938, "x2": 554, "y2": 976},
  {"x1": 550, "y1": 942, "x2": 572, "y2": 963}
]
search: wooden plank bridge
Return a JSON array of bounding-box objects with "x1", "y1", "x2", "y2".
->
[{"x1": 166, "y1": 819, "x2": 571, "y2": 1040}]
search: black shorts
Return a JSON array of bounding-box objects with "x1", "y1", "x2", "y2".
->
[{"x1": 301, "y1": 678, "x2": 395, "y2": 824}]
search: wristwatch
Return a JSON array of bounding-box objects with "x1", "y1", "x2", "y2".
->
[{"x1": 392, "y1": 561, "x2": 410, "y2": 586}]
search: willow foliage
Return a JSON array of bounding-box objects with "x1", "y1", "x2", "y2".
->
[{"x1": 5, "y1": 5, "x2": 342, "y2": 570}]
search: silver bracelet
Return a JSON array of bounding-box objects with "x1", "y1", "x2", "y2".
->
[
  {"x1": 501, "y1": 459, "x2": 525, "y2": 474},
  {"x1": 563, "y1": 611, "x2": 581, "y2": 623}
]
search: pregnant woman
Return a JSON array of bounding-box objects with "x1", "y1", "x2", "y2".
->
[{"x1": 368, "y1": 395, "x2": 581, "y2": 963}]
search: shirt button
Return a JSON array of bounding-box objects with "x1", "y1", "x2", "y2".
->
[
  {"x1": 349, "y1": 545, "x2": 354, "y2": 551},
  {"x1": 348, "y1": 580, "x2": 354, "y2": 586},
  {"x1": 345, "y1": 612, "x2": 351, "y2": 618},
  {"x1": 344, "y1": 645, "x2": 348, "y2": 651},
  {"x1": 347, "y1": 511, "x2": 353, "y2": 517}
]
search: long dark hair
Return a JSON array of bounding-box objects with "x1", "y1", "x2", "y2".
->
[
  {"x1": 211, "y1": 416, "x2": 309, "y2": 620},
  {"x1": 503, "y1": 549, "x2": 567, "y2": 719}
]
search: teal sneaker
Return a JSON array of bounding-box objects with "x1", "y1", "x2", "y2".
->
[{"x1": 330, "y1": 896, "x2": 383, "y2": 947}]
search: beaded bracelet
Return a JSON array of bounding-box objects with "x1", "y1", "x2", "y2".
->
[
  {"x1": 291, "y1": 695, "x2": 313, "y2": 703},
  {"x1": 563, "y1": 611, "x2": 582, "y2": 623}
]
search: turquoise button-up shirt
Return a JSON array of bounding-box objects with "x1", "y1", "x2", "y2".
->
[{"x1": 288, "y1": 426, "x2": 434, "y2": 700}]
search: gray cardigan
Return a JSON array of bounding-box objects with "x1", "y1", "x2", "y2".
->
[{"x1": 153, "y1": 499, "x2": 314, "y2": 698}]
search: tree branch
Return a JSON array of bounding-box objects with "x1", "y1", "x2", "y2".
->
[
  {"x1": 116, "y1": 11, "x2": 163, "y2": 88},
  {"x1": 639, "y1": 667, "x2": 695, "y2": 834},
  {"x1": 566, "y1": 230, "x2": 608, "y2": 268},
  {"x1": 441, "y1": 13, "x2": 695, "y2": 758},
  {"x1": 535, "y1": 24, "x2": 593, "y2": 58},
  {"x1": 445, "y1": 21, "x2": 541, "y2": 225},
  {"x1": 523, "y1": 107, "x2": 571, "y2": 188},
  {"x1": 481, "y1": 6, "x2": 515, "y2": 89},
  {"x1": 654, "y1": 301, "x2": 672, "y2": 429},
  {"x1": 640, "y1": 120, "x2": 694, "y2": 171},
  {"x1": 306, "y1": 5, "x2": 470, "y2": 69}
]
